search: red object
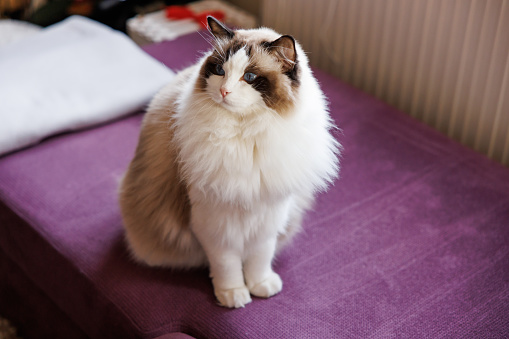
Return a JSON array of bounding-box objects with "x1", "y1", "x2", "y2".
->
[{"x1": 165, "y1": 5, "x2": 225, "y2": 28}]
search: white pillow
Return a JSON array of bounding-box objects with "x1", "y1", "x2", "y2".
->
[{"x1": 0, "y1": 16, "x2": 173, "y2": 156}]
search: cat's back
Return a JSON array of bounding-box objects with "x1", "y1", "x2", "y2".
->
[{"x1": 126, "y1": 64, "x2": 202, "y2": 186}]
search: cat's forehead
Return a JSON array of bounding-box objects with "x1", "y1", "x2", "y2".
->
[
  {"x1": 212, "y1": 27, "x2": 281, "y2": 58},
  {"x1": 223, "y1": 46, "x2": 250, "y2": 72},
  {"x1": 217, "y1": 37, "x2": 282, "y2": 73}
]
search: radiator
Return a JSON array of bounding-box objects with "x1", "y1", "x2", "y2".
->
[{"x1": 262, "y1": 0, "x2": 509, "y2": 166}]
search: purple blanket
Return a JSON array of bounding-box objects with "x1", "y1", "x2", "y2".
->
[{"x1": 0, "y1": 31, "x2": 508, "y2": 338}]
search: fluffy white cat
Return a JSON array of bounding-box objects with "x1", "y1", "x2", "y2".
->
[{"x1": 119, "y1": 17, "x2": 340, "y2": 308}]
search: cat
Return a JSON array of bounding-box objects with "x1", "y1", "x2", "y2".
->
[{"x1": 119, "y1": 16, "x2": 340, "y2": 308}]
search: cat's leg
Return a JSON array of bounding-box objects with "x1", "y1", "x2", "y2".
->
[
  {"x1": 243, "y1": 198, "x2": 293, "y2": 298},
  {"x1": 244, "y1": 236, "x2": 283, "y2": 298},
  {"x1": 190, "y1": 200, "x2": 251, "y2": 308},
  {"x1": 206, "y1": 247, "x2": 252, "y2": 308}
]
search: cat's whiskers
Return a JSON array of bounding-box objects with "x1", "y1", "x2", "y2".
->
[
  {"x1": 202, "y1": 30, "x2": 226, "y2": 61},
  {"x1": 213, "y1": 40, "x2": 227, "y2": 60},
  {"x1": 213, "y1": 42, "x2": 226, "y2": 58},
  {"x1": 199, "y1": 31, "x2": 229, "y2": 63},
  {"x1": 197, "y1": 30, "x2": 215, "y2": 46}
]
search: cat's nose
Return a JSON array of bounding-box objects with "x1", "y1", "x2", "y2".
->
[{"x1": 220, "y1": 87, "x2": 231, "y2": 98}]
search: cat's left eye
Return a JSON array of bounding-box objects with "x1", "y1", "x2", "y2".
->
[
  {"x1": 243, "y1": 72, "x2": 257, "y2": 83},
  {"x1": 215, "y1": 64, "x2": 225, "y2": 76}
]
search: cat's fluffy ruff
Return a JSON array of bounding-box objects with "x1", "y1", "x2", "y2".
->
[{"x1": 119, "y1": 17, "x2": 340, "y2": 308}]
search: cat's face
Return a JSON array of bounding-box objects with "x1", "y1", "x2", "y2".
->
[
  {"x1": 203, "y1": 44, "x2": 262, "y2": 113},
  {"x1": 197, "y1": 17, "x2": 300, "y2": 115}
]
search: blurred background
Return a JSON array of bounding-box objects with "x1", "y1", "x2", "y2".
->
[{"x1": 1, "y1": 0, "x2": 508, "y2": 167}]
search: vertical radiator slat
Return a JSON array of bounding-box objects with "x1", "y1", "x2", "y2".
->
[
  {"x1": 461, "y1": 0, "x2": 503, "y2": 149},
  {"x1": 476, "y1": 0, "x2": 509, "y2": 156},
  {"x1": 488, "y1": 0, "x2": 509, "y2": 163},
  {"x1": 374, "y1": 0, "x2": 398, "y2": 100},
  {"x1": 422, "y1": 0, "x2": 455, "y2": 127},
  {"x1": 397, "y1": 0, "x2": 427, "y2": 115},
  {"x1": 351, "y1": 0, "x2": 371, "y2": 90},
  {"x1": 362, "y1": 0, "x2": 385, "y2": 95},
  {"x1": 409, "y1": 0, "x2": 440, "y2": 120},
  {"x1": 448, "y1": 0, "x2": 486, "y2": 141},
  {"x1": 436, "y1": 0, "x2": 472, "y2": 135},
  {"x1": 386, "y1": 0, "x2": 412, "y2": 107}
]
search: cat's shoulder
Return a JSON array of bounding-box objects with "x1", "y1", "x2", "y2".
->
[
  {"x1": 147, "y1": 64, "x2": 200, "y2": 112},
  {"x1": 161, "y1": 64, "x2": 200, "y2": 95}
]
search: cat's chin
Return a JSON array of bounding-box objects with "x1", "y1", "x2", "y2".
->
[
  {"x1": 217, "y1": 100, "x2": 246, "y2": 114},
  {"x1": 208, "y1": 95, "x2": 261, "y2": 115}
]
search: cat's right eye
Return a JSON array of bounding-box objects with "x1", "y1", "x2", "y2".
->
[{"x1": 215, "y1": 64, "x2": 225, "y2": 76}]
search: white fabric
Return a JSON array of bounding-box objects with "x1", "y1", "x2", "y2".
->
[
  {"x1": 0, "y1": 16, "x2": 173, "y2": 156},
  {"x1": 0, "y1": 19, "x2": 42, "y2": 47}
]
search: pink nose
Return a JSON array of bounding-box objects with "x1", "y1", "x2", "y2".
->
[{"x1": 220, "y1": 88, "x2": 230, "y2": 98}]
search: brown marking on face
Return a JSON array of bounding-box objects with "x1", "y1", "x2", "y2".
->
[
  {"x1": 196, "y1": 48, "x2": 225, "y2": 92},
  {"x1": 245, "y1": 47, "x2": 299, "y2": 115},
  {"x1": 225, "y1": 40, "x2": 247, "y2": 60}
]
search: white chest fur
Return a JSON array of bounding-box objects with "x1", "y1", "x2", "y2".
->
[{"x1": 174, "y1": 92, "x2": 337, "y2": 208}]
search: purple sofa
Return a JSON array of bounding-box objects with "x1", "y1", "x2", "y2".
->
[{"x1": 1, "y1": 31, "x2": 508, "y2": 339}]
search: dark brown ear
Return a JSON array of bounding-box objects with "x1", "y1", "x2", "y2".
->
[
  {"x1": 207, "y1": 16, "x2": 234, "y2": 40},
  {"x1": 268, "y1": 35, "x2": 297, "y2": 72}
]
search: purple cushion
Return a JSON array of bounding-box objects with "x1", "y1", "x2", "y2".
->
[{"x1": 1, "y1": 31, "x2": 509, "y2": 338}]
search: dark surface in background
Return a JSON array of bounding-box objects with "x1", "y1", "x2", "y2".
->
[
  {"x1": 92, "y1": 0, "x2": 194, "y2": 32},
  {"x1": 20, "y1": 0, "x2": 195, "y2": 31}
]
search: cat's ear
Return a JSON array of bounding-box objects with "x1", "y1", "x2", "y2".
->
[
  {"x1": 207, "y1": 16, "x2": 234, "y2": 40},
  {"x1": 267, "y1": 35, "x2": 297, "y2": 72}
]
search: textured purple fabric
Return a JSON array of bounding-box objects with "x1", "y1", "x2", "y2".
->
[
  {"x1": 0, "y1": 231, "x2": 88, "y2": 339},
  {"x1": 1, "y1": 31, "x2": 509, "y2": 338},
  {"x1": 155, "y1": 334, "x2": 196, "y2": 339}
]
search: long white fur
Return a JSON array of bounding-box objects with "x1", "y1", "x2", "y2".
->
[{"x1": 134, "y1": 27, "x2": 340, "y2": 308}]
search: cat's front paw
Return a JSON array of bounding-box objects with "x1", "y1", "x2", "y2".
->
[
  {"x1": 248, "y1": 272, "x2": 283, "y2": 298},
  {"x1": 215, "y1": 286, "x2": 252, "y2": 308}
]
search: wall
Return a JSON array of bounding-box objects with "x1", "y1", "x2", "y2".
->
[
  {"x1": 226, "y1": 0, "x2": 261, "y2": 18},
  {"x1": 262, "y1": 0, "x2": 509, "y2": 166}
]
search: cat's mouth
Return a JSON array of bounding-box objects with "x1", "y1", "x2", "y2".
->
[
  {"x1": 210, "y1": 94, "x2": 231, "y2": 106},
  {"x1": 219, "y1": 97, "x2": 235, "y2": 109},
  {"x1": 211, "y1": 94, "x2": 244, "y2": 113}
]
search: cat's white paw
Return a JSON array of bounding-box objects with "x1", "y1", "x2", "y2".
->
[
  {"x1": 215, "y1": 286, "x2": 252, "y2": 308},
  {"x1": 248, "y1": 272, "x2": 283, "y2": 298}
]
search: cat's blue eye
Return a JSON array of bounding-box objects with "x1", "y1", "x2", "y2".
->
[
  {"x1": 215, "y1": 64, "x2": 225, "y2": 76},
  {"x1": 244, "y1": 72, "x2": 257, "y2": 83}
]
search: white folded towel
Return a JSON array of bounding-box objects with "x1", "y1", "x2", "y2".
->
[{"x1": 0, "y1": 16, "x2": 174, "y2": 156}]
